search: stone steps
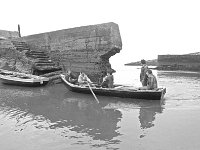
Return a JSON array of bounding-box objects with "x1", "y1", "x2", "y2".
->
[
  {"x1": 14, "y1": 45, "x2": 30, "y2": 49},
  {"x1": 26, "y1": 55, "x2": 50, "y2": 59},
  {"x1": 11, "y1": 40, "x2": 62, "y2": 77},
  {"x1": 16, "y1": 47, "x2": 30, "y2": 51},
  {"x1": 35, "y1": 63, "x2": 56, "y2": 66},
  {"x1": 26, "y1": 50, "x2": 47, "y2": 54},
  {"x1": 35, "y1": 60, "x2": 53, "y2": 63},
  {"x1": 11, "y1": 40, "x2": 30, "y2": 52},
  {"x1": 35, "y1": 66, "x2": 62, "y2": 71}
]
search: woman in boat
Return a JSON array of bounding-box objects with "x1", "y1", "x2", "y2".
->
[
  {"x1": 78, "y1": 72, "x2": 92, "y2": 85},
  {"x1": 101, "y1": 72, "x2": 114, "y2": 88},
  {"x1": 140, "y1": 59, "x2": 148, "y2": 86},
  {"x1": 139, "y1": 69, "x2": 157, "y2": 90}
]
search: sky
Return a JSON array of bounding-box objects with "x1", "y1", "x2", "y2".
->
[{"x1": 1, "y1": 0, "x2": 200, "y2": 67}]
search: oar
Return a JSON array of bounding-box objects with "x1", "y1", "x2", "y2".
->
[{"x1": 87, "y1": 82, "x2": 99, "y2": 103}]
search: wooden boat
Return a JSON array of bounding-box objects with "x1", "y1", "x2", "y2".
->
[
  {"x1": 0, "y1": 69, "x2": 49, "y2": 87},
  {"x1": 60, "y1": 74, "x2": 166, "y2": 100}
]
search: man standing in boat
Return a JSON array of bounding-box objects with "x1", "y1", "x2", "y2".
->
[{"x1": 140, "y1": 59, "x2": 148, "y2": 86}]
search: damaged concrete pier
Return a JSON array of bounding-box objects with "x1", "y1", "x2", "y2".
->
[{"x1": 0, "y1": 22, "x2": 122, "y2": 83}]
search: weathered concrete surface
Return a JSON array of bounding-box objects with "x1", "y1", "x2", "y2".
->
[
  {"x1": 20, "y1": 22, "x2": 122, "y2": 81},
  {"x1": 0, "y1": 40, "x2": 32, "y2": 73},
  {"x1": 0, "y1": 22, "x2": 122, "y2": 83},
  {"x1": 0, "y1": 30, "x2": 19, "y2": 40},
  {"x1": 158, "y1": 54, "x2": 200, "y2": 71}
]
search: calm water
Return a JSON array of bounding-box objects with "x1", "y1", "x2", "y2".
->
[{"x1": 1, "y1": 66, "x2": 200, "y2": 150}]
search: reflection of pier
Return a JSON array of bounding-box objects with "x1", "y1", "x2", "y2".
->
[
  {"x1": 0, "y1": 86, "x2": 122, "y2": 147},
  {"x1": 49, "y1": 98, "x2": 122, "y2": 141},
  {"x1": 0, "y1": 83, "x2": 166, "y2": 147}
]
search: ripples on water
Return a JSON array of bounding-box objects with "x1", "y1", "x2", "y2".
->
[{"x1": 0, "y1": 66, "x2": 200, "y2": 150}]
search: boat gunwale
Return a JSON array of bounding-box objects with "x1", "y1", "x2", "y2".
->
[
  {"x1": 60, "y1": 74, "x2": 166, "y2": 93},
  {"x1": 0, "y1": 69, "x2": 49, "y2": 82}
]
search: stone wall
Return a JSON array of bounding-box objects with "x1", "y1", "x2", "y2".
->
[
  {"x1": 0, "y1": 40, "x2": 32, "y2": 73},
  {"x1": 20, "y1": 22, "x2": 122, "y2": 81},
  {"x1": 0, "y1": 30, "x2": 19, "y2": 40},
  {"x1": 158, "y1": 55, "x2": 200, "y2": 71}
]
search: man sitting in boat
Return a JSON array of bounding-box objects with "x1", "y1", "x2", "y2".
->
[
  {"x1": 78, "y1": 72, "x2": 92, "y2": 86},
  {"x1": 139, "y1": 69, "x2": 157, "y2": 90},
  {"x1": 65, "y1": 70, "x2": 78, "y2": 84},
  {"x1": 101, "y1": 72, "x2": 114, "y2": 88}
]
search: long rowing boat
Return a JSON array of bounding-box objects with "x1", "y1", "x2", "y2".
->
[
  {"x1": 0, "y1": 69, "x2": 49, "y2": 87},
  {"x1": 60, "y1": 74, "x2": 166, "y2": 100}
]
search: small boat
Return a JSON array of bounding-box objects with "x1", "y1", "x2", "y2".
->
[
  {"x1": 0, "y1": 69, "x2": 49, "y2": 87},
  {"x1": 60, "y1": 74, "x2": 166, "y2": 100}
]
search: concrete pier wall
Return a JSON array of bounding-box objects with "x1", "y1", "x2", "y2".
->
[
  {"x1": 20, "y1": 22, "x2": 122, "y2": 81},
  {"x1": 158, "y1": 55, "x2": 200, "y2": 71}
]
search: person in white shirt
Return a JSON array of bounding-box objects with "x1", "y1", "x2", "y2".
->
[{"x1": 78, "y1": 72, "x2": 92, "y2": 85}]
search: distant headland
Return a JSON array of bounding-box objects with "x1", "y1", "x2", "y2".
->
[{"x1": 125, "y1": 59, "x2": 158, "y2": 66}]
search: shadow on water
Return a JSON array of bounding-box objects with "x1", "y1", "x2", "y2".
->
[{"x1": 0, "y1": 83, "x2": 165, "y2": 149}]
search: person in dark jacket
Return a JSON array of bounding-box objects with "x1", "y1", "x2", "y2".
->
[
  {"x1": 140, "y1": 59, "x2": 148, "y2": 86},
  {"x1": 101, "y1": 72, "x2": 114, "y2": 88},
  {"x1": 65, "y1": 70, "x2": 78, "y2": 84}
]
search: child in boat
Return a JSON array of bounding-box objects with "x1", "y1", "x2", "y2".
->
[
  {"x1": 78, "y1": 72, "x2": 92, "y2": 85},
  {"x1": 139, "y1": 69, "x2": 157, "y2": 90}
]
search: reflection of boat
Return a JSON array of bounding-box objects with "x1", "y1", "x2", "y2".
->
[
  {"x1": 139, "y1": 102, "x2": 163, "y2": 129},
  {"x1": 0, "y1": 69, "x2": 49, "y2": 87},
  {"x1": 0, "y1": 87, "x2": 122, "y2": 143},
  {"x1": 60, "y1": 74, "x2": 166, "y2": 100}
]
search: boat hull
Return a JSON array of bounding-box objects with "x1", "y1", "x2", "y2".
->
[
  {"x1": 0, "y1": 69, "x2": 49, "y2": 87},
  {"x1": 0, "y1": 78, "x2": 49, "y2": 87},
  {"x1": 60, "y1": 74, "x2": 166, "y2": 100}
]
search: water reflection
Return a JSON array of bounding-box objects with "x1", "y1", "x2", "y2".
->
[
  {"x1": 138, "y1": 100, "x2": 164, "y2": 138},
  {"x1": 0, "y1": 84, "x2": 123, "y2": 149},
  {"x1": 103, "y1": 98, "x2": 165, "y2": 139},
  {"x1": 0, "y1": 83, "x2": 166, "y2": 149},
  {"x1": 139, "y1": 100, "x2": 164, "y2": 129}
]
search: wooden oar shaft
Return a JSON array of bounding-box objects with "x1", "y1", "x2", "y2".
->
[{"x1": 87, "y1": 82, "x2": 99, "y2": 103}]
